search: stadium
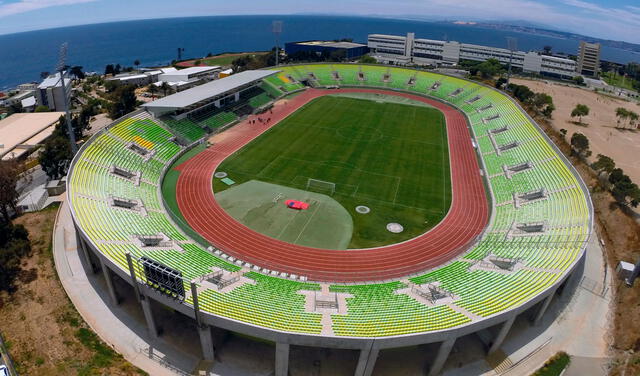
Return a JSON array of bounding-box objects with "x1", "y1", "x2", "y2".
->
[{"x1": 66, "y1": 63, "x2": 593, "y2": 375}]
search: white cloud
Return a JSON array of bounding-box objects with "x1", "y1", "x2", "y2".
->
[{"x1": 0, "y1": 0, "x2": 97, "y2": 18}]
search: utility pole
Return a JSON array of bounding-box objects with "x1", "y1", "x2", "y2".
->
[
  {"x1": 273, "y1": 21, "x2": 283, "y2": 66},
  {"x1": 57, "y1": 43, "x2": 77, "y2": 154}
]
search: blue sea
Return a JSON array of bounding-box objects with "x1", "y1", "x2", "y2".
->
[{"x1": 2, "y1": 15, "x2": 640, "y2": 91}]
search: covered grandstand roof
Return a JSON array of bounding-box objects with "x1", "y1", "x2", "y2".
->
[
  {"x1": 143, "y1": 70, "x2": 278, "y2": 111},
  {"x1": 0, "y1": 112, "x2": 64, "y2": 160}
]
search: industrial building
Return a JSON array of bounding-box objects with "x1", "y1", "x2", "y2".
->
[
  {"x1": 285, "y1": 40, "x2": 369, "y2": 60},
  {"x1": 368, "y1": 33, "x2": 578, "y2": 78}
]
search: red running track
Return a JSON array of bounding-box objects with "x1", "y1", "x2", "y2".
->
[{"x1": 175, "y1": 88, "x2": 489, "y2": 282}]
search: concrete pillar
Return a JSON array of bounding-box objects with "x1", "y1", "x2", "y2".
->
[
  {"x1": 140, "y1": 296, "x2": 159, "y2": 338},
  {"x1": 488, "y1": 315, "x2": 516, "y2": 354},
  {"x1": 275, "y1": 342, "x2": 290, "y2": 376},
  {"x1": 428, "y1": 337, "x2": 456, "y2": 376},
  {"x1": 234, "y1": 92, "x2": 240, "y2": 102},
  {"x1": 354, "y1": 346, "x2": 379, "y2": 376},
  {"x1": 99, "y1": 259, "x2": 119, "y2": 305},
  {"x1": 198, "y1": 325, "x2": 215, "y2": 361},
  {"x1": 532, "y1": 291, "x2": 555, "y2": 326},
  {"x1": 560, "y1": 257, "x2": 584, "y2": 298},
  {"x1": 75, "y1": 229, "x2": 95, "y2": 275}
]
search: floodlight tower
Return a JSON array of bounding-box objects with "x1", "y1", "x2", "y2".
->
[
  {"x1": 506, "y1": 37, "x2": 518, "y2": 85},
  {"x1": 272, "y1": 20, "x2": 283, "y2": 66},
  {"x1": 57, "y1": 43, "x2": 77, "y2": 154}
]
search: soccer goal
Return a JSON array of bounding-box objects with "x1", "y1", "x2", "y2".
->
[{"x1": 306, "y1": 178, "x2": 336, "y2": 195}]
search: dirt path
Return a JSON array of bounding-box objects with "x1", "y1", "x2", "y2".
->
[{"x1": 512, "y1": 78, "x2": 640, "y2": 182}]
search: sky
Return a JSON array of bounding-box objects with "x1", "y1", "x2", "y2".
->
[{"x1": 1, "y1": 0, "x2": 640, "y2": 44}]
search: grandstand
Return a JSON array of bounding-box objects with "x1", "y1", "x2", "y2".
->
[
  {"x1": 67, "y1": 63, "x2": 592, "y2": 376},
  {"x1": 142, "y1": 70, "x2": 279, "y2": 143}
]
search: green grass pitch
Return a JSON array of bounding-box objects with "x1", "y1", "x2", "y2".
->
[{"x1": 213, "y1": 96, "x2": 452, "y2": 248}]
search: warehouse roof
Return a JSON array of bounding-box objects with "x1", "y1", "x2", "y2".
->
[{"x1": 0, "y1": 112, "x2": 64, "y2": 159}]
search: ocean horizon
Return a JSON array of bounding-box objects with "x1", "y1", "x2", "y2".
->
[{"x1": 2, "y1": 15, "x2": 640, "y2": 91}]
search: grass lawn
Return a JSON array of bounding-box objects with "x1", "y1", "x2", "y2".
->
[
  {"x1": 601, "y1": 71, "x2": 638, "y2": 91},
  {"x1": 202, "y1": 52, "x2": 267, "y2": 66},
  {"x1": 213, "y1": 96, "x2": 452, "y2": 248}
]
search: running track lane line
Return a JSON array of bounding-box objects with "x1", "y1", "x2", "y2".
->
[{"x1": 175, "y1": 88, "x2": 489, "y2": 282}]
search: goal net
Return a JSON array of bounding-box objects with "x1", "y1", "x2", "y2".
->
[{"x1": 306, "y1": 178, "x2": 336, "y2": 195}]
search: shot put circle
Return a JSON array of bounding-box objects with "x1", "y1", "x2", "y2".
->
[
  {"x1": 214, "y1": 172, "x2": 228, "y2": 178},
  {"x1": 386, "y1": 223, "x2": 404, "y2": 233},
  {"x1": 355, "y1": 205, "x2": 371, "y2": 214}
]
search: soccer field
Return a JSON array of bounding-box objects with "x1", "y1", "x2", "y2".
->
[{"x1": 213, "y1": 96, "x2": 452, "y2": 248}]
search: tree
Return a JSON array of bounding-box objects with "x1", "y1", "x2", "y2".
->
[
  {"x1": 560, "y1": 128, "x2": 567, "y2": 138},
  {"x1": 8, "y1": 102, "x2": 23, "y2": 115},
  {"x1": 571, "y1": 104, "x2": 590, "y2": 124},
  {"x1": 570, "y1": 132, "x2": 591, "y2": 158},
  {"x1": 104, "y1": 64, "x2": 115, "y2": 76},
  {"x1": 495, "y1": 77, "x2": 508, "y2": 89},
  {"x1": 572, "y1": 76, "x2": 585, "y2": 86},
  {"x1": 475, "y1": 58, "x2": 504, "y2": 79},
  {"x1": 592, "y1": 154, "x2": 616, "y2": 174},
  {"x1": 70, "y1": 66, "x2": 85, "y2": 80},
  {"x1": 0, "y1": 160, "x2": 22, "y2": 223},
  {"x1": 39, "y1": 136, "x2": 72, "y2": 180},
  {"x1": 35, "y1": 105, "x2": 50, "y2": 112},
  {"x1": 107, "y1": 85, "x2": 137, "y2": 119},
  {"x1": 40, "y1": 71, "x2": 50, "y2": 79},
  {"x1": 508, "y1": 84, "x2": 535, "y2": 103},
  {"x1": 194, "y1": 59, "x2": 202, "y2": 66},
  {"x1": 358, "y1": 55, "x2": 377, "y2": 64},
  {"x1": 147, "y1": 84, "x2": 158, "y2": 99},
  {"x1": 0, "y1": 221, "x2": 31, "y2": 292},
  {"x1": 531, "y1": 93, "x2": 555, "y2": 118},
  {"x1": 628, "y1": 111, "x2": 639, "y2": 129},
  {"x1": 134, "y1": 59, "x2": 141, "y2": 70},
  {"x1": 114, "y1": 64, "x2": 122, "y2": 75},
  {"x1": 543, "y1": 45, "x2": 552, "y2": 55},
  {"x1": 615, "y1": 107, "x2": 629, "y2": 128},
  {"x1": 160, "y1": 81, "x2": 171, "y2": 97}
]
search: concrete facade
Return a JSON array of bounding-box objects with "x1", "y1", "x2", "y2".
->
[
  {"x1": 65, "y1": 68, "x2": 594, "y2": 375},
  {"x1": 368, "y1": 33, "x2": 577, "y2": 78}
]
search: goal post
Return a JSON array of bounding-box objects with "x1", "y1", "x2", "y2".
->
[{"x1": 306, "y1": 178, "x2": 336, "y2": 196}]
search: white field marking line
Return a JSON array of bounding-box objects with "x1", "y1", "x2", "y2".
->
[
  {"x1": 293, "y1": 202, "x2": 322, "y2": 244},
  {"x1": 276, "y1": 204, "x2": 304, "y2": 240},
  {"x1": 256, "y1": 154, "x2": 285, "y2": 178},
  {"x1": 441, "y1": 112, "x2": 447, "y2": 214},
  {"x1": 392, "y1": 176, "x2": 402, "y2": 204}
]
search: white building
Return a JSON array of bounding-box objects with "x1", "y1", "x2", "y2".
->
[
  {"x1": 158, "y1": 66, "x2": 221, "y2": 84},
  {"x1": 35, "y1": 72, "x2": 72, "y2": 111},
  {"x1": 107, "y1": 70, "x2": 163, "y2": 86},
  {"x1": 368, "y1": 33, "x2": 577, "y2": 78}
]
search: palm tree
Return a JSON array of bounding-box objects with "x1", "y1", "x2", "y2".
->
[
  {"x1": 147, "y1": 84, "x2": 158, "y2": 100},
  {"x1": 615, "y1": 107, "x2": 628, "y2": 128},
  {"x1": 134, "y1": 59, "x2": 141, "y2": 71},
  {"x1": 629, "y1": 111, "x2": 639, "y2": 130},
  {"x1": 160, "y1": 81, "x2": 171, "y2": 97}
]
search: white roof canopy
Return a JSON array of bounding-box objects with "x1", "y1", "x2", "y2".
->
[{"x1": 143, "y1": 70, "x2": 278, "y2": 111}]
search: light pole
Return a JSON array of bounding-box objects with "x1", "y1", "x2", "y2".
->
[{"x1": 57, "y1": 43, "x2": 77, "y2": 154}]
